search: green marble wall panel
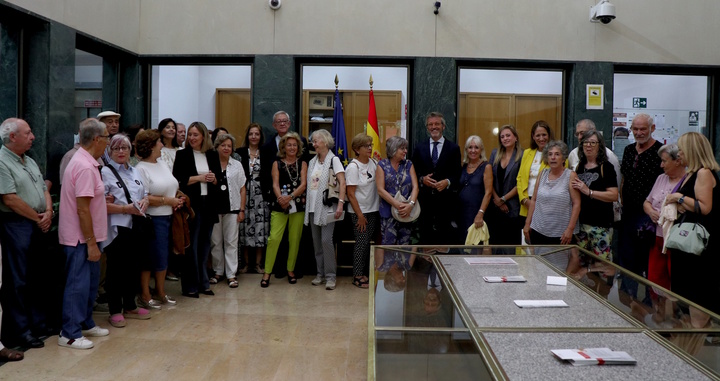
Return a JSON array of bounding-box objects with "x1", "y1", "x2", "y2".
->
[
  {"x1": 0, "y1": 23, "x2": 19, "y2": 122},
  {"x1": 252, "y1": 55, "x2": 297, "y2": 139},
  {"x1": 119, "y1": 59, "x2": 145, "y2": 128},
  {"x1": 566, "y1": 61, "x2": 614, "y2": 149},
  {"x1": 23, "y1": 21, "x2": 75, "y2": 185},
  {"x1": 102, "y1": 59, "x2": 118, "y2": 118},
  {"x1": 412, "y1": 57, "x2": 457, "y2": 147}
]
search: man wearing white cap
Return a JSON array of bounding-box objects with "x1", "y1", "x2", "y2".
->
[{"x1": 97, "y1": 111, "x2": 121, "y2": 137}]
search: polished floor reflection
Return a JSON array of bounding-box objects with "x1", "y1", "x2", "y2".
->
[{"x1": 0, "y1": 275, "x2": 368, "y2": 381}]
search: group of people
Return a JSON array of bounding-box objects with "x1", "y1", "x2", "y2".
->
[{"x1": 0, "y1": 108, "x2": 718, "y2": 358}]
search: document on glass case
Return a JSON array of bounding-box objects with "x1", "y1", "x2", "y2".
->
[
  {"x1": 483, "y1": 276, "x2": 527, "y2": 283},
  {"x1": 514, "y1": 300, "x2": 568, "y2": 308},
  {"x1": 465, "y1": 257, "x2": 517, "y2": 265},
  {"x1": 551, "y1": 347, "x2": 636, "y2": 366}
]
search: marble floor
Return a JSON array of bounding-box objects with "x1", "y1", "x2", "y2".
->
[{"x1": 0, "y1": 274, "x2": 369, "y2": 381}]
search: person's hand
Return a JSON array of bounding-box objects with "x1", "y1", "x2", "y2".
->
[
  {"x1": 571, "y1": 178, "x2": 589, "y2": 195},
  {"x1": 560, "y1": 228, "x2": 574, "y2": 245},
  {"x1": 647, "y1": 209, "x2": 660, "y2": 224},
  {"x1": 37, "y1": 212, "x2": 52, "y2": 232},
  {"x1": 396, "y1": 202, "x2": 413, "y2": 218},
  {"x1": 435, "y1": 179, "x2": 449, "y2": 192},
  {"x1": 498, "y1": 203, "x2": 509, "y2": 213},
  {"x1": 138, "y1": 198, "x2": 150, "y2": 214},
  {"x1": 665, "y1": 192, "x2": 682, "y2": 205},
  {"x1": 237, "y1": 211, "x2": 245, "y2": 223},
  {"x1": 105, "y1": 194, "x2": 115, "y2": 204},
  {"x1": 423, "y1": 174, "x2": 437, "y2": 188},
  {"x1": 473, "y1": 213, "x2": 484, "y2": 228},
  {"x1": 126, "y1": 204, "x2": 143, "y2": 216},
  {"x1": 334, "y1": 204, "x2": 343, "y2": 219},
  {"x1": 493, "y1": 196, "x2": 504, "y2": 207},
  {"x1": 168, "y1": 197, "x2": 184, "y2": 210},
  {"x1": 278, "y1": 195, "x2": 291, "y2": 210},
  {"x1": 88, "y1": 243, "x2": 101, "y2": 262},
  {"x1": 204, "y1": 173, "x2": 216, "y2": 183},
  {"x1": 356, "y1": 213, "x2": 367, "y2": 233},
  {"x1": 523, "y1": 225, "x2": 531, "y2": 243}
]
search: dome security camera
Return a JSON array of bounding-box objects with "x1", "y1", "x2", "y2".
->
[
  {"x1": 590, "y1": 0, "x2": 616, "y2": 24},
  {"x1": 269, "y1": 0, "x2": 281, "y2": 10}
]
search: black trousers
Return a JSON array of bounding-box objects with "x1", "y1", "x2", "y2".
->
[{"x1": 104, "y1": 227, "x2": 140, "y2": 314}]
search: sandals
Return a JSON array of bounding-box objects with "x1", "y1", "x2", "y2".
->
[
  {"x1": 0, "y1": 347, "x2": 24, "y2": 362},
  {"x1": 287, "y1": 272, "x2": 297, "y2": 284},
  {"x1": 352, "y1": 277, "x2": 370, "y2": 289},
  {"x1": 228, "y1": 278, "x2": 239, "y2": 288},
  {"x1": 209, "y1": 275, "x2": 221, "y2": 284},
  {"x1": 260, "y1": 274, "x2": 270, "y2": 288}
]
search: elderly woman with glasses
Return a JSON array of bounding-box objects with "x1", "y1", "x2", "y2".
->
[
  {"x1": 570, "y1": 130, "x2": 618, "y2": 260},
  {"x1": 346, "y1": 134, "x2": 379, "y2": 288},
  {"x1": 100, "y1": 134, "x2": 152, "y2": 327},
  {"x1": 209, "y1": 133, "x2": 246, "y2": 288}
]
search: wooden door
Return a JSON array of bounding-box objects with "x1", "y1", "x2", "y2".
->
[
  {"x1": 216, "y1": 89, "x2": 251, "y2": 141},
  {"x1": 458, "y1": 94, "x2": 512, "y2": 156},
  {"x1": 515, "y1": 95, "x2": 562, "y2": 149}
]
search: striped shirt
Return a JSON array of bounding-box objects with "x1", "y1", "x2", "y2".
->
[{"x1": 530, "y1": 168, "x2": 578, "y2": 237}]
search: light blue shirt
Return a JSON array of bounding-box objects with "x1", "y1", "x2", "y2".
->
[{"x1": 100, "y1": 158, "x2": 147, "y2": 249}]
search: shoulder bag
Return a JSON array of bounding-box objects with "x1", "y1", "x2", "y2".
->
[
  {"x1": 106, "y1": 164, "x2": 155, "y2": 241},
  {"x1": 322, "y1": 156, "x2": 348, "y2": 207},
  {"x1": 665, "y1": 200, "x2": 709, "y2": 256},
  {"x1": 390, "y1": 161, "x2": 421, "y2": 223}
]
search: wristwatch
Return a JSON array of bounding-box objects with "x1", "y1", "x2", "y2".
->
[
  {"x1": 500, "y1": 196, "x2": 506, "y2": 203},
  {"x1": 677, "y1": 196, "x2": 685, "y2": 205}
]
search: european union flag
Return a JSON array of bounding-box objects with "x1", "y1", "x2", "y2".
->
[{"x1": 331, "y1": 88, "x2": 348, "y2": 166}]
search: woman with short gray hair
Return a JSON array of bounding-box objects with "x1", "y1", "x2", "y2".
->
[
  {"x1": 376, "y1": 136, "x2": 419, "y2": 246},
  {"x1": 209, "y1": 133, "x2": 247, "y2": 288},
  {"x1": 523, "y1": 141, "x2": 581, "y2": 245},
  {"x1": 642, "y1": 143, "x2": 684, "y2": 289}
]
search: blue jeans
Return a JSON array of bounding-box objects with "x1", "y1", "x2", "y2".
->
[
  {"x1": 0, "y1": 213, "x2": 47, "y2": 340},
  {"x1": 149, "y1": 215, "x2": 171, "y2": 272},
  {"x1": 61, "y1": 244, "x2": 99, "y2": 339}
]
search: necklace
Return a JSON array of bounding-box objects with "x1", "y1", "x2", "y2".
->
[{"x1": 284, "y1": 159, "x2": 299, "y2": 187}]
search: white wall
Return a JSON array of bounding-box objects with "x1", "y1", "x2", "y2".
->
[
  {"x1": 459, "y1": 69, "x2": 563, "y2": 94},
  {"x1": 151, "y1": 65, "x2": 251, "y2": 130},
  {"x1": 7, "y1": 0, "x2": 720, "y2": 65}
]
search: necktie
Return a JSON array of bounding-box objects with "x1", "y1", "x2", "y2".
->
[{"x1": 432, "y1": 141, "x2": 439, "y2": 166}]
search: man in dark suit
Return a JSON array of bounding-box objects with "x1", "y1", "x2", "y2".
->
[{"x1": 411, "y1": 112, "x2": 462, "y2": 245}]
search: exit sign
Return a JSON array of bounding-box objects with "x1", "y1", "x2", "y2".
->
[{"x1": 632, "y1": 97, "x2": 647, "y2": 109}]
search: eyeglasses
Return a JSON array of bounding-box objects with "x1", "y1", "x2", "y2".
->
[
  {"x1": 111, "y1": 146, "x2": 131, "y2": 152},
  {"x1": 274, "y1": 119, "x2": 289, "y2": 124},
  {"x1": 98, "y1": 135, "x2": 111, "y2": 141},
  {"x1": 582, "y1": 141, "x2": 599, "y2": 147},
  {"x1": 364, "y1": 144, "x2": 373, "y2": 149}
]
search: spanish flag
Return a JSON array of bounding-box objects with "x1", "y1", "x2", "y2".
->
[{"x1": 367, "y1": 89, "x2": 381, "y2": 161}]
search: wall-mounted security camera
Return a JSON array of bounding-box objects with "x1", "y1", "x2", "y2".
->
[
  {"x1": 269, "y1": 0, "x2": 281, "y2": 10},
  {"x1": 433, "y1": 1, "x2": 441, "y2": 15},
  {"x1": 589, "y1": 0, "x2": 616, "y2": 24}
]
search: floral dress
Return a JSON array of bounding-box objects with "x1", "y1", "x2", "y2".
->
[
  {"x1": 378, "y1": 158, "x2": 414, "y2": 245},
  {"x1": 240, "y1": 155, "x2": 270, "y2": 247}
]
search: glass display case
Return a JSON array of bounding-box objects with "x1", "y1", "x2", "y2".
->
[{"x1": 369, "y1": 245, "x2": 720, "y2": 380}]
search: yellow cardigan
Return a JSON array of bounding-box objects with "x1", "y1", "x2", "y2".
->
[{"x1": 516, "y1": 148, "x2": 567, "y2": 217}]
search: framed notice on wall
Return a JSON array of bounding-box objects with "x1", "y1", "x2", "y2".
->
[{"x1": 586, "y1": 84, "x2": 604, "y2": 110}]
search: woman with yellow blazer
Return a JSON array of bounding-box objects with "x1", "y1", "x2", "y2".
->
[{"x1": 517, "y1": 120, "x2": 554, "y2": 217}]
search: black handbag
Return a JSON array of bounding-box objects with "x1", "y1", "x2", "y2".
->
[{"x1": 106, "y1": 164, "x2": 155, "y2": 240}]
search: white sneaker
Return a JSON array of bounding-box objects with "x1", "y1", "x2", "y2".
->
[
  {"x1": 58, "y1": 335, "x2": 94, "y2": 349},
  {"x1": 326, "y1": 279, "x2": 336, "y2": 290},
  {"x1": 311, "y1": 275, "x2": 325, "y2": 286},
  {"x1": 82, "y1": 326, "x2": 110, "y2": 337}
]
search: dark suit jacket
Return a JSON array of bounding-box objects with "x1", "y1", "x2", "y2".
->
[
  {"x1": 488, "y1": 148, "x2": 523, "y2": 218},
  {"x1": 259, "y1": 133, "x2": 311, "y2": 204},
  {"x1": 411, "y1": 137, "x2": 462, "y2": 242},
  {"x1": 173, "y1": 148, "x2": 221, "y2": 222}
]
